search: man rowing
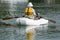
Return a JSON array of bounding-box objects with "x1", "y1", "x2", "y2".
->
[{"x1": 25, "y1": 2, "x2": 39, "y2": 19}]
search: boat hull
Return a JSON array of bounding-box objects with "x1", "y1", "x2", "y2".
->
[{"x1": 16, "y1": 17, "x2": 48, "y2": 26}]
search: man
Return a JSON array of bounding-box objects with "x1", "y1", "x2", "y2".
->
[{"x1": 25, "y1": 2, "x2": 36, "y2": 19}]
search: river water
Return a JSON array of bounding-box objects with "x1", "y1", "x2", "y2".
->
[{"x1": 0, "y1": 2, "x2": 60, "y2": 40}]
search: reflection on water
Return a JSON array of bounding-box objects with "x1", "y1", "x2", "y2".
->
[
  {"x1": 26, "y1": 25, "x2": 48, "y2": 32},
  {"x1": 0, "y1": 18, "x2": 60, "y2": 40},
  {"x1": 0, "y1": 25, "x2": 48, "y2": 40}
]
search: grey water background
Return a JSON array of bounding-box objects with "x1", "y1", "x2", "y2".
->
[{"x1": 0, "y1": 1, "x2": 60, "y2": 40}]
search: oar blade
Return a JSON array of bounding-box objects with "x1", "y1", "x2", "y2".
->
[
  {"x1": 1, "y1": 17, "x2": 12, "y2": 20},
  {"x1": 49, "y1": 20, "x2": 56, "y2": 23},
  {"x1": 0, "y1": 16, "x2": 20, "y2": 20}
]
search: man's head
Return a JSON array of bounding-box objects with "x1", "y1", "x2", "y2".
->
[{"x1": 27, "y1": 2, "x2": 33, "y2": 7}]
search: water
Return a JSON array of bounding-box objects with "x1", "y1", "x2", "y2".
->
[{"x1": 0, "y1": 1, "x2": 60, "y2": 40}]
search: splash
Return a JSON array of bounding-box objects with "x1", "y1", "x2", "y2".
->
[
  {"x1": 8, "y1": 0, "x2": 28, "y2": 17},
  {"x1": 0, "y1": 0, "x2": 28, "y2": 17}
]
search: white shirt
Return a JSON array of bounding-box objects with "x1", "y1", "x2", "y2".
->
[{"x1": 32, "y1": 8, "x2": 36, "y2": 15}]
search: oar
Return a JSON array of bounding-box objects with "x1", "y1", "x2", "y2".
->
[
  {"x1": 35, "y1": 13, "x2": 56, "y2": 23},
  {"x1": 47, "y1": 19, "x2": 56, "y2": 23},
  {"x1": 0, "y1": 16, "x2": 20, "y2": 20},
  {"x1": 0, "y1": 16, "x2": 56, "y2": 23},
  {"x1": 40, "y1": 16, "x2": 56, "y2": 23}
]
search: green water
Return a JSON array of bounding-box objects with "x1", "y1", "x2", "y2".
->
[{"x1": 0, "y1": 2, "x2": 60, "y2": 40}]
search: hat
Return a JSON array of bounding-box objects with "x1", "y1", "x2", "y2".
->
[{"x1": 27, "y1": 2, "x2": 33, "y2": 7}]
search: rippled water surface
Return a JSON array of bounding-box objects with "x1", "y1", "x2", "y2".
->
[{"x1": 0, "y1": 2, "x2": 60, "y2": 40}]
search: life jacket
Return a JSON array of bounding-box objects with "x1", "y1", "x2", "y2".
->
[{"x1": 25, "y1": 7, "x2": 33, "y2": 17}]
